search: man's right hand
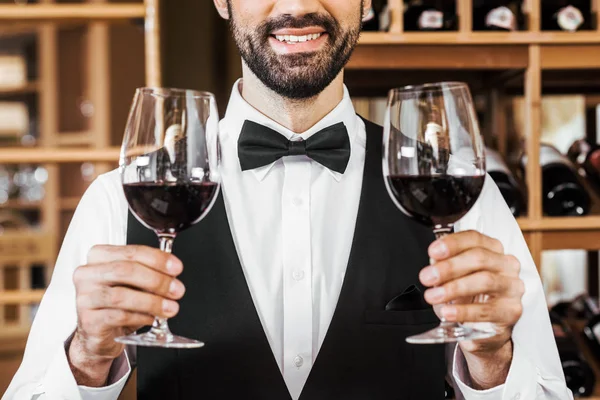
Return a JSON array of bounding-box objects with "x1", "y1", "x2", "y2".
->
[{"x1": 67, "y1": 244, "x2": 185, "y2": 387}]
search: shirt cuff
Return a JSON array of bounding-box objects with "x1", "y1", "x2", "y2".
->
[
  {"x1": 453, "y1": 340, "x2": 538, "y2": 400},
  {"x1": 78, "y1": 351, "x2": 132, "y2": 400},
  {"x1": 38, "y1": 334, "x2": 132, "y2": 400}
]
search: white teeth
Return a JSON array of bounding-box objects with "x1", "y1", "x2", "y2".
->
[{"x1": 274, "y1": 33, "x2": 322, "y2": 44}]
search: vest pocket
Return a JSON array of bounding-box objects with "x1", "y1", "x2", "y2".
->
[{"x1": 364, "y1": 309, "x2": 439, "y2": 326}]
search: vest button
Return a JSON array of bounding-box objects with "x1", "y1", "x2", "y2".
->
[
  {"x1": 293, "y1": 271, "x2": 305, "y2": 281},
  {"x1": 294, "y1": 355, "x2": 304, "y2": 368}
]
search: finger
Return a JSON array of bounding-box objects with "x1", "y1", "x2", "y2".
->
[
  {"x1": 74, "y1": 261, "x2": 185, "y2": 300},
  {"x1": 424, "y1": 271, "x2": 512, "y2": 305},
  {"x1": 420, "y1": 247, "x2": 513, "y2": 287},
  {"x1": 79, "y1": 286, "x2": 179, "y2": 319},
  {"x1": 428, "y1": 230, "x2": 504, "y2": 261},
  {"x1": 82, "y1": 309, "x2": 156, "y2": 330},
  {"x1": 440, "y1": 300, "x2": 523, "y2": 325},
  {"x1": 87, "y1": 244, "x2": 183, "y2": 276}
]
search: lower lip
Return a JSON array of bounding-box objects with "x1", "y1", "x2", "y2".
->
[{"x1": 268, "y1": 33, "x2": 329, "y2": 55}]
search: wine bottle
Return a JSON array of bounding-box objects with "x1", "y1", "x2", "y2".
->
[
  {"x1": 485, "y1": 148, "x2": 525, "y2": 217},
  {"x1": 583, "y1": 300, "x2": 600, "y2": 363},
  {"x1": 551, "y1": 293, "x2": 599, "y2": 320},
  {"x1": 550, "y1": 311, "x2": 596, "y2": 397},
  {"x1": 568, "y1": 138, "x2": 600, "y2": 192},
  {"x1": 362, "y1": 5, "x2": 380, "y2": 31},
  {"x1": 522, "y1": 144, "x2": 591, "y2": 216},
  {"x1": 473, "y1": 0, "x2": 520, "y2": 31},
  {"x1": 403, "y1": 0, "x2": 457, "y2": 31},
  {"x1": 542, "y1": 0, "x2": 591, "y2": 31}
]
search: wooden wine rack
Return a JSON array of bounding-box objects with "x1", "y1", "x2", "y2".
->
[
  {"x1": 348, "y1": 1, "x2": 600, "y2": 398},
  {"x1": 0, "y1": 1, "x2": 160, "y2": 396},
  {"x1": 1, "y1": 0, "x2": 600, "y2": 398}
]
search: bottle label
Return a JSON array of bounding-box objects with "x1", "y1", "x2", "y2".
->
[
  {"x1": 539, "y1": 145, "x2": 574, "y2": 170},
  {"x1": 557, "y1": 5, "x2": 584, "y2": 32},
  {"x1": 363, "y1": 6, "x2": 376, "y2": 23},
  {"x1": 485, "y1": 148, "x2": 511, "y2": 175},
  {"x1": 594, "y1": 323, "x2": 600, "y2": 342},
  {"x1": 419, "y1": 10, "x2": 444, "y2": 30},
  {"x1": 486, "y1": 6, "x2": 516, "y2": 31}
]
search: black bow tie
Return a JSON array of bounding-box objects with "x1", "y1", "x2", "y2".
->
[{"x1": 238, "y1": 120, "x2": 351, "y2": 174}]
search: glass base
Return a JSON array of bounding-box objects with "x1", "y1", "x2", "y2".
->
[
  {"x1": 406, "y1": 323, "x2": 496, "y2": 344},
  {"x1": 115, "y1": 331, "x2": 205, "y2": 349}
]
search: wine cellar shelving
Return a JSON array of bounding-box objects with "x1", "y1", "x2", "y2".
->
[
  {"x1": 0, "y1": 0, "x2": 159, "y2": 396},
  {"x1": 351, "y1": 1, "x2": 600, "y2": 398},
  {"x1": 1, "y1": 0, "x2": 600, "y2": 398}
]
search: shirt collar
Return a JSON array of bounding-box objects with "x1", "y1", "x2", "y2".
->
[{"x1": 221, "y1": 78, "x2": 358, "y2": 182}]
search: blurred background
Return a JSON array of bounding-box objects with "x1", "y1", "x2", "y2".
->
[{"x1": 1, "y1": 0, "x2": 600, "y2": 398}]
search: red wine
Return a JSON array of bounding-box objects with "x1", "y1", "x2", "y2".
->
[
  {"x1": 386, "y1": 175, "x2": 485, "y2": 228},
  {"x1": 123, "y1": 182, "x2": 218, "y2": 235}
]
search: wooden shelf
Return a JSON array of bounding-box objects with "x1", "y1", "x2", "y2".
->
[
  {"x1": 519, "y1": 217, "x2": 600, "y2": 232},
  {"x1": 0, "y1": 82, "x2": 39, "y2": 96},
  {"x1": 0, "y1": 147, "x2": 120, "y2": 164},
  {"x1": 0, "y1": 4, "x2": 145, "y2": 23},
  {"x1": 0, "y1": 325, "x2": 32, "y2": 341},
  {"x1": 59, "y1": 196, "x2": 80, "y2": 211},
  {"x1": 56, "y1": 131, "x2": 93, "y2": 147},
  {"x1": 0, "y1": 290, "x2": 44, "y2": 305},
  {"x1": 359, "y1": 31, "x2": 600, "y2": 45},
  {"x1": 0, "y1": 200, "x2": 42, "y2": 210}
]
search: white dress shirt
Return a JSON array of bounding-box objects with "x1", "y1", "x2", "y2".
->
[{"x1": 4, "y1": 80, "x2": 572, "y2": 400}]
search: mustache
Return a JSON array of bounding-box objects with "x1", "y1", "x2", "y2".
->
[{"x1": 260, "y1": 13, "x2": 340, "y2": 36}]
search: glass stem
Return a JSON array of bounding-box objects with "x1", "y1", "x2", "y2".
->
[
  {"x1": 433, "y1": 227, "x2": 453, "y2": 324},
  {"x1": 150, "y1": 235, "x2": 177, "y2": 340}
]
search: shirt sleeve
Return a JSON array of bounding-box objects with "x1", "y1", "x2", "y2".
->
[
  {"x1": 449, "y1": 174, "x2": 574, "y2": 400},
  {"x1": 2, "y1": 170, "x2": 132, "y2": 400}
]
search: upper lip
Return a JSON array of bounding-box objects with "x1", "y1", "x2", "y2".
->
[{"x1": 271, "y1": 27, "x2": 327, "y2": 36}]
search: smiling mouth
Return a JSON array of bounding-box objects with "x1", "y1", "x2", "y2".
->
[{"x1": 271, "y1": 32, "x2": 324, "y2": 44}]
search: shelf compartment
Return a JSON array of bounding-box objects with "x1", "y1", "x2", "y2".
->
[{"x1": 0, "y1": 4, "x2": 146, "y2": 23}]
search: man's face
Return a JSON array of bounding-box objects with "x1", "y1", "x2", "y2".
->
[{"x1": 226, "y1": 0, "x2": 364, "y2": 100}]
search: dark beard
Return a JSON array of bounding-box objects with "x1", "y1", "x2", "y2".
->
[{"x1": 228, "y1": 5, "x2": 362, "y2": 100}]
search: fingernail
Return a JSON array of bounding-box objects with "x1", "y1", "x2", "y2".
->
[
  {"x1": 169, "y1": 279, "x2": 185, "y2": 297},
  {"x1": 427, "y1": 287, "x2": 446, "y2": 302},
  {"x1": 430, "y1": 241, "x2": 448, "y2": 258},
  {"x1": 166, "y1": 258, "x2": 182, "y2": 274},
  {"x1": 163, "y1": 300, "x2": 179, "y2": 315},
  {"x1": 442, "y1": 306, "x2": 457, "y2": 320},
  {"x1": 420, "y1": 267, "x2": 440, "y2": 285}
]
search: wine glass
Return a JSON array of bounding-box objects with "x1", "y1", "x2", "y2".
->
[
  {"x1": 382, "y1": 82, "x2": 496, "y2": 344},
  {"x1": 117, "y1": 87, "x2": 221, "y2": 348}
]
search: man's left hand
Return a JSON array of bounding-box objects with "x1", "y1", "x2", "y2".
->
[{"x1": 418, "y1": 230, "x2": 525, "y2": 388}]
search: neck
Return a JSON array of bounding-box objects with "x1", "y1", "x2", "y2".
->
[{"x1": 240, "y1": 64, "x2": 345, "y2": 134}]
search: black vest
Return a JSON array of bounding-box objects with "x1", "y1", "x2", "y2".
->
[{"x1": 128, "y1": 119, "x2": 446, "y2": 399}]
